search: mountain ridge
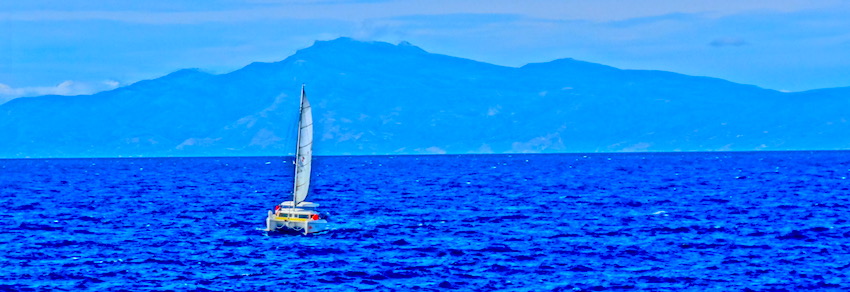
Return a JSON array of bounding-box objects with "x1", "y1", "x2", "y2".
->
[{"x1": 0, "y1": 37, "x2": 847, "y2": 158}]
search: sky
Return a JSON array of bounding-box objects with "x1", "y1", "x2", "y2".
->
[{"x1": 2, "y1": 0, "x2": 850, "y2": 103}]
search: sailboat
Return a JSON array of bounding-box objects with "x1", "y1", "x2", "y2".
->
[{"x1": 265, "y1": 85, "x2": 328, "y2": 235}]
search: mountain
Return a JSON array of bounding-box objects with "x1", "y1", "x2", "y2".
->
[{"x1": 1, "y1": 37, "x2": 848, "y2": 158}]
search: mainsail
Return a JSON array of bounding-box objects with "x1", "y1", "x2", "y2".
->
[{"x1": 292, "y1": 85, "x2": 313, "y2": 205}]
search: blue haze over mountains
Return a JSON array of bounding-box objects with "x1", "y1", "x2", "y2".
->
[{"x1": 1, "y1": 37, "x2": 848, "y2": 158}]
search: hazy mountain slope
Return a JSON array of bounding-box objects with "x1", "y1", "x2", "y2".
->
[{"x1": 0, "y1": 38, "x2": 847, "y2": 158}]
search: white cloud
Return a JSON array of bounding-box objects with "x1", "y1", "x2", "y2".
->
[
  {"x1": 709, "y1": 37, "x2": 748, "y2": 47},
  {"x1": 510, "y1": 132, "x2": 565, "y2": 153},
  {"x1": 417, "y1": 146, "x2": 446, "y2": 154},
  {"x1": 103, "y1": 80, "x2": 120, "y2": 88},
  {"x1": 621, "y1": 142, "x2": 653, "y2": 152},
  {"x1": 0, "y1": 80, "x2": 120, "y2": 104},
  {"x1": 487, "y1": 105, "x2": 501, "y2": 116},
  {"x1": 476, "y1": 143, "x2": 493, "y2": 154}
]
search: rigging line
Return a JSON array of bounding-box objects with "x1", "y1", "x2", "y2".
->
[{"x1": 298, "y1": 141, "x2": 314, "y2": 148}]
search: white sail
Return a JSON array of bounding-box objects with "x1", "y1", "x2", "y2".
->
[{"x1": 293, "y1": 85, "x2": 313, "y2": 205}]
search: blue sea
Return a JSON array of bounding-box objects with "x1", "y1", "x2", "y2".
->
[{"x1": 2, "y1": 152, "x2": 849, "y2": 291}]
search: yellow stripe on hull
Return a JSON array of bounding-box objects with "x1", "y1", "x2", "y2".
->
[{"x1": 272, "y1": 217, "x2": 309, "y2": 222}]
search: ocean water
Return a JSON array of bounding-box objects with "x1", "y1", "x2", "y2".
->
[{"x1": 1, "y1": 152, "x2": 849, "y2": 291}]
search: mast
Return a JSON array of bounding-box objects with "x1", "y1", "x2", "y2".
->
[{"x1": 292, "y1": 84, "x2": 305, "y2": 207}]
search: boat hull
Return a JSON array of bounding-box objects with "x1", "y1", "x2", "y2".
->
[{"x1": 266, "y1": 211, "x2": 328, "y2": 234}]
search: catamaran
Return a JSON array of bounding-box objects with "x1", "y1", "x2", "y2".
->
[{"x1": 265, "y1": 85, "x2": 328, "y2": 235}]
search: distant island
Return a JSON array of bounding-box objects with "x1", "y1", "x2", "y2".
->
[{"x1": 0, "y1": 37, "x2": 848, "y2": 158}]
